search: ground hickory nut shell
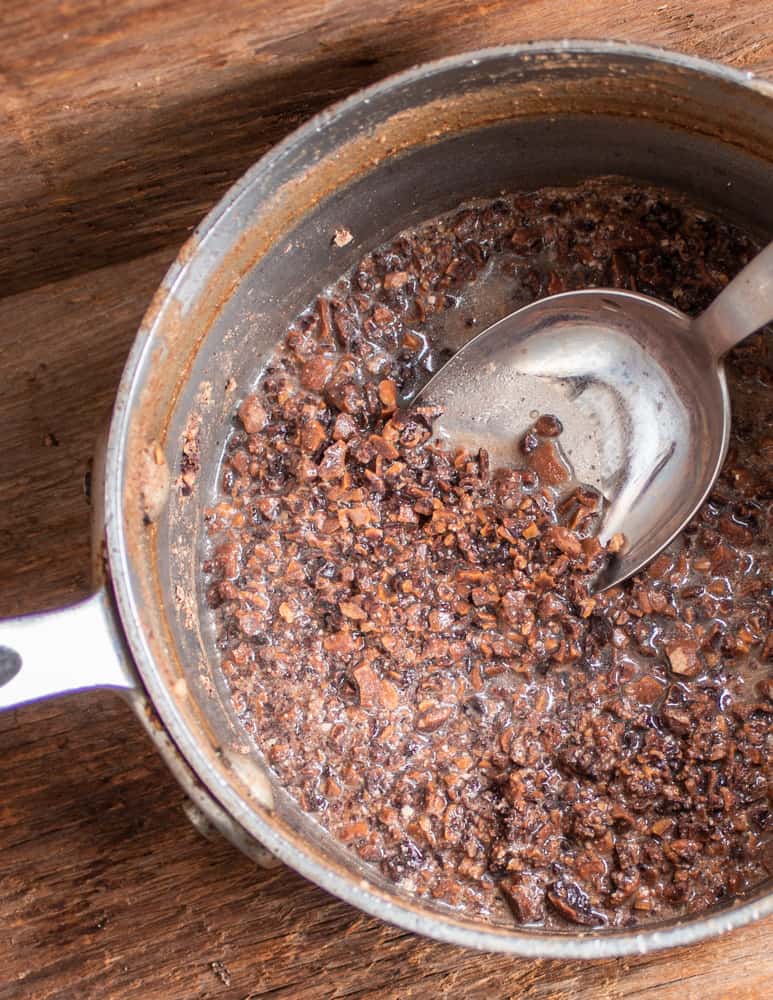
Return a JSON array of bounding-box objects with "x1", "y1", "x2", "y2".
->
[{"x1": 205, "y1": 183, "x2": 772, "y2": 930}]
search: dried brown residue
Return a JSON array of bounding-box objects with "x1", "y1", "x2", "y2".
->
[
  {"x1": 174, "y1": 582, "x2": 196, "y2": 631},
  {"x1": 138, "y1": 441, "x2": 170, "y2": 523},
  {"x1": 178, "y1": 411, "x2": 202, "y2": 496}
]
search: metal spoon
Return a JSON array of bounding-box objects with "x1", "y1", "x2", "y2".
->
[{"x1": 415, "y1": 242, "x2": 773, "y2": 590}]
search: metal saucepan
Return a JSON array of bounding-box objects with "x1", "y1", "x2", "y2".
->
[{"x1": 1, "y1": 41, "x2": 772, "y2": 958}]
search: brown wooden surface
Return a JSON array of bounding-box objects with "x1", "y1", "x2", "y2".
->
[{"x1": 1, "y1": 3, "x2": 772, "y2": 998}]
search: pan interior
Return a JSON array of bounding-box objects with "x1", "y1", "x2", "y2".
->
[{"x1": 111, "y1": 46, "x2": 773, "y2": 953}]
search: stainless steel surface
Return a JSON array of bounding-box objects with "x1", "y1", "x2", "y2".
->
[
  {"x1": 2, "y1": 41, "x2": 772, "y2": 957},
  {"x1": 0, "y1": 589, "x2": 137, "y2": 709},
  {"x1": 696, "y1": 240, "x2": 773, "y2": 357},
  {"x1": 416, "y1": 239, "x2": 773, "y2": 590}
]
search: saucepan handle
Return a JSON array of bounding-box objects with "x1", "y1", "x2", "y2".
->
[
  {"x1": 0, "y1": 585, "x2": 279, "y2": 868},
  {"x1": 0, "y1": 587, "x2": 138, "y2": 710},
  {"x1": 695, "y1": 239, "x2": 773, "y2": 360}
]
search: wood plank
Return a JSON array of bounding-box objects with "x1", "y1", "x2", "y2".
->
[
  {"x1": 0, "y1": 248, "x2": 175, "y2": 614},
  {"x1": 1, "y1": 1, "x2": 772, "y2": 297},
  {"x1": 1, "y1": 3, "x2": 772, "y2": 998}
]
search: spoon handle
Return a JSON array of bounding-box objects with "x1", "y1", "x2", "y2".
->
[{"x1": 694, "y1": 239, "x2": 773, "y2": 360}]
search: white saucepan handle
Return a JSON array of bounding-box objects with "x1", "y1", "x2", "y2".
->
[{"x1": 0, "y1": 587, "x2": 138, "y2": 710}]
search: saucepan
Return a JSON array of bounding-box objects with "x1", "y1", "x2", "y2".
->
[{"x1": 1, "y1": 41, "x2": 772, "y2": 957}]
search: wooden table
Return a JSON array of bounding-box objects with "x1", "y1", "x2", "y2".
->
[{"x1": 1, "y1": 3, "x2": 771, "y2": 997}]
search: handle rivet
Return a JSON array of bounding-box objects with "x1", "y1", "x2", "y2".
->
[{"x1": 0, "y1": 647, "x2": 22, "y2": 687}]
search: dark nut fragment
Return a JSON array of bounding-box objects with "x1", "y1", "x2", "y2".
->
[
  {"x1": 352, "y1": 662, "x2": 398, "y2": 709},
  {"x1": 528, "y1": 440, "x2": 570, "y2": 486},
  {"x1": 428, "y1": 609, "x2": 454, "y2": 633},
  {"x1": 665, "y1": 639, "x2": 703, "y2": 677},
  {"x1": 300, "y1": 354, "x2": 336, "y2": 391},
  {"x1": 339, "y1": 820, "x2": 369, "y2": 842},
  {"x1": 647, "y1": 553, "x2": 673, "y2": 579},
  {"x1": 399, "y1": 420, "x2": 430, "y2": 449},
  {"x1": 237, "y1": 395, "x2": 268, "y2": 434},
  {"x1": 535, "y1": 413, "x2": 563, "y2": 437},
  {"x1": 323, "y1": 629, "x2": 359, "y2": 655},
  {"x1": 214, "y1": 541, "x2": 240, "y2": 579},
  {"x1": 318, "y1": 441, "x2": 347, "y2": 481},
  {"x1": 547, "y1": 271, "x2": 563, "y2": 295},
  {"x1": 333, "y1": 412, "x2": 358, "y2": 440},
  {"x1": 416, "y1": 705, "x2": 452, "y2": 732},
  {"x1": 257, "y1": 497, "x2": 279, "y2": 519},
  {"x1": 545, "y1": 525, "x2": 582, "y2": 558},
  {"x1": 500, "y1": 876, "x2": 545, "y2": 924},
  {"x1": 236, "y1": 611, "x2": 262, "y2": 636},
  {"x1": 537, "y1": 592, "x2": 567, "y2": 619},
  {"x1": 411, "y1": 404, "x2": 443, "y2": 425},
  {"x1": 511, "y1": 226, "x2": 539, "y2": 249},
  {"x1": 300, "y1": 419, "x2": 327, "y2": 453},
  {"x1": 348, "y1": 505, "x2": 372, "y2": 527},
  {"x1": 546, "y1": 879, "x2": 606, "y2": 926},
  {"x1": 369, "y1": 434, "x2": 399, "y2": 461},
  {"x1": 384, "y1": 270, "x2": 410, "y2": 290},
  {"x1": 718, "y1": 513, "x2": 753, "y2": 546},
  {"x1": 631, "y1": 673, "x2": 665, "y2": 705},
  {"x1": 326, "y1": 379, "x2": 365, "y2": 415},
  {"x1": 378, "y1": 378, "x2": 398, "y2": 412},
  {"x1": 661, "y1": 704, "x2": 692, "y2": 735},
  {"x1": 471, "y1": 586, "x2": 499, "y2": 607},
  {"x1": 520, "y1": 430, "x2": 539, "y2": 455},
  {"x1": 340, "y1": 600, "x2": 368, "y2": 621}
]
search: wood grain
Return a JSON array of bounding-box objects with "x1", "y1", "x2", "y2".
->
[
  {"x1": 1, "y1": 3, "x2": 772, "y2": 998},
  {"x1": 2, "y1": 1, "x2": 772, "y2": 297}
]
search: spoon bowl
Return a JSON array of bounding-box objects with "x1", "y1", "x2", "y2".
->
[{"x1": 416, "y1": 243, "x2": 773, "y2": 589}]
